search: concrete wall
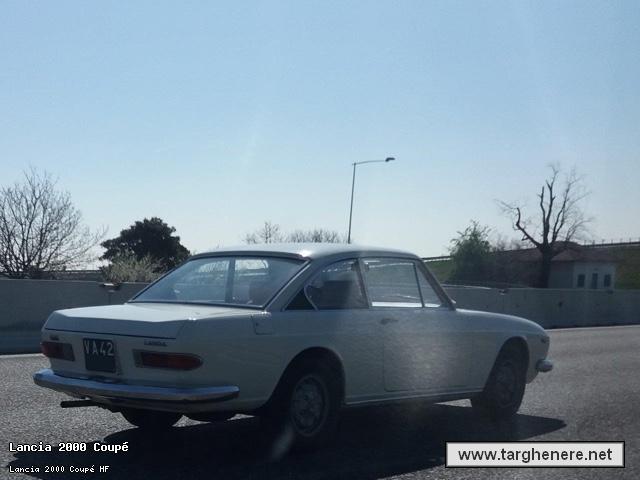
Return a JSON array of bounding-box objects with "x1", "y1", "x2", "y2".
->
[
  {"x1": 548, "y1": 263, "x2": 574, "y2": 289},
  {"x1": 0, "y1": 280, "x2": 146, "y2": 354},
  {"x1": 0, "y1": 279, "x2": 639, "y2": 354},
  {"x1": 444, "y1": 286, "x2": 640, "y2": 329}
]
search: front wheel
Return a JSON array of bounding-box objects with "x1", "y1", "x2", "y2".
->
[
  {"x1": 263, "y1": 359, "x2": 341, "y2": 452},
  {"x1": 472, "y1": 344, "x2": 527, "y2": 420},
  {"x1": 121, "y1": 409, "x2": 182, "y2": 430}
]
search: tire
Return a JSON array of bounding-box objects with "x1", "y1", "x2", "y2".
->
[
  {"x1": 471, "y1": 343, "x2": 527, "y2": 420},
  {"x1": 121, "y1": 409, "x2": 182, "y2": 430},
  {"x1": 263, "y1": 358, "x2": 342, "y2": 452}
]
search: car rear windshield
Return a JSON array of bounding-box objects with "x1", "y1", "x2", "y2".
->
[{"x1": 131, "y1": 256, "x2": 304, "y2": 308}]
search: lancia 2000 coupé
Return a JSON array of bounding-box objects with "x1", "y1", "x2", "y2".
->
[{"x1": 34, "y1": 244, "x2": 552, "y2": 450}]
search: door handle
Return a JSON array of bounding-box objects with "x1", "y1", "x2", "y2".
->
[{"x1": 380, "y1": 318, "x2": 398, "y2": 325}]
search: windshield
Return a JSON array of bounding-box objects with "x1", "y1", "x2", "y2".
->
[{"x1": 131, "y1": 256, "x2": 304, "y2": 307}]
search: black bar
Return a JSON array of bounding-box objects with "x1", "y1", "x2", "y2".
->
[{"x1": 60, "y1": 400, "x2": 97, "y2": 408}]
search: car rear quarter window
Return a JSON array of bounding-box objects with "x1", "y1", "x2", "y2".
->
[
  {"x1": 305, "y1": 259, "x2": 368, "y2": 310},
  {"x1": 416, "y1": 266, "x2": 445, "y2": 307}
]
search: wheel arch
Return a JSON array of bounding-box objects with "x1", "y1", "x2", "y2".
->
[
  {"x1": 499, "y1": 336, "x2": 530, "y2": 372},
  {"x1": 262, "y1": 346, "x2": 346, "y2": 412}
]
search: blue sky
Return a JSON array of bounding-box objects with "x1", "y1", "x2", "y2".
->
[{"x1": 1, "y1": 1, "x2": 638, "y2": 258}]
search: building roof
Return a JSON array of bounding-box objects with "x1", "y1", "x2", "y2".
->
[{"x1": 191, "y1": 243, "x2": 418, "y2": 260}]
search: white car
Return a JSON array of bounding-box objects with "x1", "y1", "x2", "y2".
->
[{"x1": 34, "y1": 244, "x2": 552, "y2": 450}]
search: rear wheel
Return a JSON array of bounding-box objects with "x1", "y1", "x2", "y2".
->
[
  {"x1": 121, "y1": 409, "x2": 182, "y2": 430},
  {"x1": 263, "y1": 358, "x2": 341, "y2": 452},
  {"x1": 472, "y1": 343, "x2": 527, "y2": 419}
]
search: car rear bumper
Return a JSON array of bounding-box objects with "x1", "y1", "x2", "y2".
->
[{"x1": 33, "y1": 368, "x2": 239, "y2": 413}]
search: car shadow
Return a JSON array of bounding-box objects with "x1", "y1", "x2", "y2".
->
[{"x1": 7, "y1": 403, "x2": 565, "y2": 479}]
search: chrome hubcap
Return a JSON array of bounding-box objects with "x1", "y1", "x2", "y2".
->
[{"x1": 291, "y1": 375, "x2": 327, "y2": 436}]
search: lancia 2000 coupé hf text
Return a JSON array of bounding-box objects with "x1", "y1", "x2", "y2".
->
[{"x1": 34, "y1": 244, "x2": 553, "y2": 450}]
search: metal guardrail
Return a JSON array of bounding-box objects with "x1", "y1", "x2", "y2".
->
[
  {"x1": 422, "y1": 256, "x2": 451, "y2": 262},
  {"x1": 583, "y1": 240, "x2": 640, "y2": 248},
  {"x1": 422, "y1": 240, "x2": 640, "y2": 263}
]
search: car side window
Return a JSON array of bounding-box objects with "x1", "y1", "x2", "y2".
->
[
  {"x1": 362, "y1": 258, "x2": 422, "y2": 308},
  {"x1": 285, "y1": 289, "x2": 315, "y2": 310},
  {"x1": 416, "y1": 265, "x2": 445, "y2": 307},
  {"x1": 305, "y1": 259, "x2": 368, "y2": 310}
]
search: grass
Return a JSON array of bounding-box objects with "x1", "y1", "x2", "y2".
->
[
  {"x1": 424, "y1": 260, "x2": 453, "y2": 283},
  {"x1": 615, "y1": 248, "x2": 640, "y2": 289}
]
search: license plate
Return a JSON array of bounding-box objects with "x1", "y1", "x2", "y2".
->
[{"x1": 83, "y1": 338, "x2": 116, "y2": 373}]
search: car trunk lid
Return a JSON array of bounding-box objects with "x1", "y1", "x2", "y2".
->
[{"x1": 44, "y1": 303, "x2": 251, "y2": 339}]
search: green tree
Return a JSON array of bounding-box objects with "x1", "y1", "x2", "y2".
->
[
  {"x1": 448, "y1": 221, "x2": 492, "y2": 285},
  {"x1": 100, "y1": 217, "x2": 190, "y2": 271}
]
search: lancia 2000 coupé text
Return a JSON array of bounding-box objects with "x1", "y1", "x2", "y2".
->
[{"x1": 34, "y1": 244, "x2": 553, "y2": 450}]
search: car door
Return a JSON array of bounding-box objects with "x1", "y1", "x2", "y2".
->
[
  {"x1": 281, "y1": 258, "x2": 384, "y2": 402},
  {"x1": 361, "y1": 257, "x2": 474, "y2": 394}
]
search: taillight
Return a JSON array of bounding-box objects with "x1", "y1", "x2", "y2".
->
[
  {"x1": 41, "y1": 341, "x2": 75, "y2": 361},
  {"x1": 136, "y1": 351, "x2": 202, "y2": 370}
]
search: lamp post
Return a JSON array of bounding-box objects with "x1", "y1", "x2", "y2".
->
[{"x1": 347, "y1": 157, "x2": 395, "y2": 244}]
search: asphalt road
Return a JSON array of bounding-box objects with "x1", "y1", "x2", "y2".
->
[{"x1": 2, "y1": 325, "x2": 638, "y2": 480}]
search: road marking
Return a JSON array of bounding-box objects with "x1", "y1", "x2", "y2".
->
[{"x1": 551, "y1": 324, "x2": 640, "y2": 332}]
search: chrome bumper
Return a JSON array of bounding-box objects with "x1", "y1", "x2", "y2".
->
[
  {"x1": 536, "y1": 359, "x2": 554, "y2": 373},
  {"x1": 33, "y1": 368, "x2": 239, "y2": 404}
]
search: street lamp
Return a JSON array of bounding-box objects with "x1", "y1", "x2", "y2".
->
[{"x1": 347, "y1": 157, "x2": 396, "y2": 244}]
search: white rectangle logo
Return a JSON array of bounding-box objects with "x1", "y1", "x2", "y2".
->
[{"x1": 446, "y1": 442, "x2": 624, "y2": 468}]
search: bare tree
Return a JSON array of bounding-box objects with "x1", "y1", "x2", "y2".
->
[
  {"x1": 498, "y1": 164, "x2": 591, "y2": 288},
  {"x1": 244, "y1": 221, "x2": 283, "y2": 244},
  {"x1": 244, "y1": 222, "x2": 344, "y2": 244},
  {"x1": 491, "y1": 234, "x2": 527, "y2": 253},
  {"x1": 100, "y1": 254, "x2": 162, "y2": 283},
  {"x1": 0, "y1": 168, "x2": 104, "y2": 278},
  {"x1": 287, "y1": 228, "x2": 344, "y2": 243}
]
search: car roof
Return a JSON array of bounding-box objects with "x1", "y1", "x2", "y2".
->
[{"x1": 190, "y1": 243, "x2": 419, "y2": 261}]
